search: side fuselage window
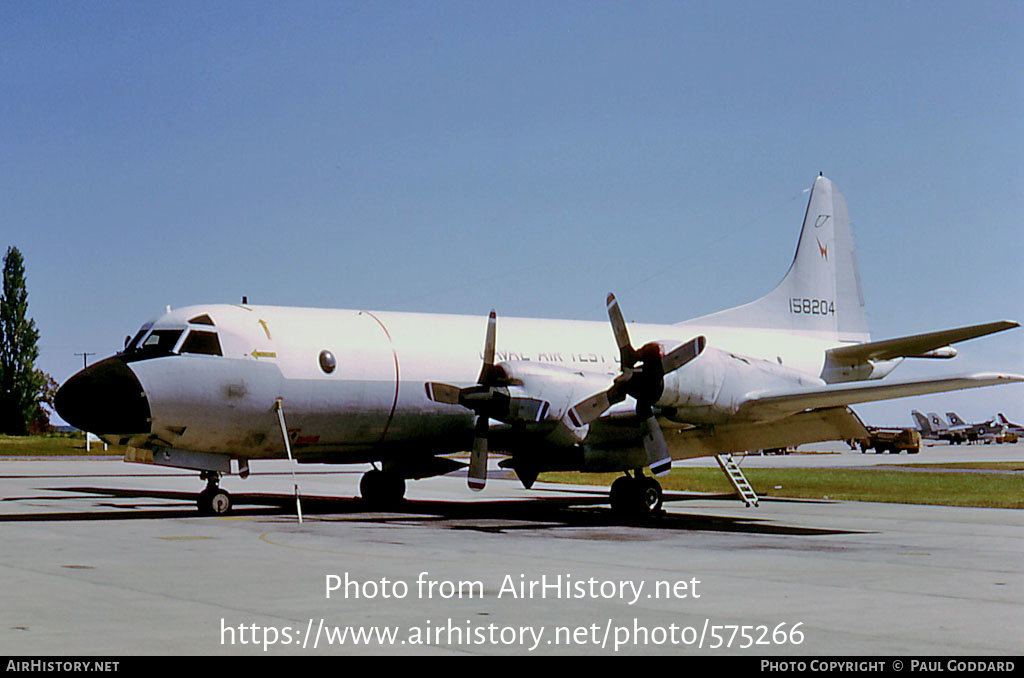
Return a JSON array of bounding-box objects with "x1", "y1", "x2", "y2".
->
[{"x1": 180, "y1": 330, "x2": 223, "y2": 356}]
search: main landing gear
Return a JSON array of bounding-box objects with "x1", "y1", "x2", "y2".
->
[
  {"x1": 197, "y1": 471, "x2": 232, "y2": 516},
  {"x1": 609, "y1": 470, "x2": 663, "y2": 517},
  {"x1": 359, "y1": 468, "x2": 406, "y2": 508}
]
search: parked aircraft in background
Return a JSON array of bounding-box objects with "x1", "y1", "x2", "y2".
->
[
  {"x1": 945, "y1": 412, "x2": 1006, "y2": 442},
  {"x1": 55, "y1": 175, "x2": 1022, "y2": 517},
  {"x1": 912, "y1": 410, "x2": 1014, "y2": 444},
  {"x1": 995, "y1": 413, "x2": 1024, "y2": 436},
  {"x1": 912, "y1": 410, "x2": 969, "y2": 444}
]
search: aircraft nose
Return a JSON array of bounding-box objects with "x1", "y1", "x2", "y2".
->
[{"x1": 55, "y1": 357, "x2": 151, "y2": 435}]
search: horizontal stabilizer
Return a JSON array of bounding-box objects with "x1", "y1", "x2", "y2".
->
[
  {"x1": 826, "y1": 321, "x2": 1019, "y2": 363},
  {"x1": 739, "y1": 372, "x2": 1024, "y2": 420}
]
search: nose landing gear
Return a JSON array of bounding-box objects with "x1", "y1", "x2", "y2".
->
[
  {"x1": 359, "y1": 468, "x2": 406, "y2": 508},
  {"x1": 198, "y1": 471, "x2": 232, "y2": 515}
]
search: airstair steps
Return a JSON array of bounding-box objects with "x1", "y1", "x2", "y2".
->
[{"x1": 714, "y1": 454, "x2": 759, "y2": 507}]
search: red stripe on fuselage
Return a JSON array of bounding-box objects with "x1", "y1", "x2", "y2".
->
[{"x1": 361, "y1": 310, "x2": 400, "y2": 444}]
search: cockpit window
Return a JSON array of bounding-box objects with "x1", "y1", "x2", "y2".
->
[
  {"x1": 180, "y1": 330, "x2": 222, "y2": 356},
  {"x1": 120, "y1": 327, "x2": 184, "y2": 362},
  {"x1": 188, "y1": 314, "x2": 215, "y2": 326},
  {"x1": 140, "y1": 329, "x2": 184, "y2": 355},
  {"x1": 125, "y1": 324, "x2": 152, "y2": 352}
]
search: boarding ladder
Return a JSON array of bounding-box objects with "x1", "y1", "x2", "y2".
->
[{"x1": 714, "y1": 454, "x2": 759, "y2": 507}]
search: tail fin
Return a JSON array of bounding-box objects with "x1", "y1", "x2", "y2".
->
[
  {"x1": 928, "y1": 412, "x2": 947, "y2": 430},
  {"x1": 683, "y1": 174, "x2": 870, "y2": 342},
  {"x1": 946, "y1": 412, "x2": 967, "y2": 427},
  {"x1": 911, "y1": 410, "x2": 932, "y2": 434},
  {"x1": 997, "y1": 413, "x2": 1018, "y2": 427}
]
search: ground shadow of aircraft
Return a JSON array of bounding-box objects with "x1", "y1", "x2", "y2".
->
[{"x1": 1, "y1": 484, "x2": 860, "y2": 538}]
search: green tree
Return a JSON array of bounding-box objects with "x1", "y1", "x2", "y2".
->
[
  {"x1": 0, "y1": 246, "x2": 46, "y2": 435},
  {"x1": 29, "y1": 369, "x2": 59, "y2": 434}
]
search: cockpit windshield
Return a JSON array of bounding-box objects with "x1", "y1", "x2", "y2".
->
[
  {"x1": 120, "y1": 328, "x2": 183, "y2": 361},
  {"x1": 120, "y1": 314, "x2": 223, "y2": 361},
  {"x1": 136, "y1": 329, "x2": 184, "y2": 357},
  {"x1": 124, "y1": 324, "x2": 152, "y2": 352}
]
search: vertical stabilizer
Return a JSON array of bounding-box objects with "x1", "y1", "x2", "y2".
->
[
  {"x1": 946, "y1": 412, "x2": 967, "y2": 427},
  {"x1": 683, "y1": 175, "x2": 870, "y2": 342},
  {"x1": 911, "y1": 410, "x2": 933, "y2": 435}
]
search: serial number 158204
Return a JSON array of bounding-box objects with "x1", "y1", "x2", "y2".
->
[{"x1": 790, "y1": 298, "x2": 835, "y2": 315}]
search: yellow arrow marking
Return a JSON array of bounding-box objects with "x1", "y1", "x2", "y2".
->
[
  {"x1": 251, "y1": 350, "x2": 277, "y2": 359},
  {"x1": 257, "y1": 319, "x2": 272, "y2": 339}
]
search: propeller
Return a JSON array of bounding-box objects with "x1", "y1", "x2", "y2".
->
[
  {"x1": 425, "y1": 310, "x2": 548, "y2": 491},
  {"x1": 467, "y1": 310, "x2": 497, "y2": 491},
  {"x1": 568, "y1": 293, "x2": 706, "y2": 476}
]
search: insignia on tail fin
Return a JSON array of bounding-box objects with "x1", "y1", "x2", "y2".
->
[{"x1": 684, "y1": 175, "x2": 870, "y2": 342}]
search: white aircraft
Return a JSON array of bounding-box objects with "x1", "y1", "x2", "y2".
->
[{"x1": 54, "y1": 175, "x2": 1022, "y2": 516}]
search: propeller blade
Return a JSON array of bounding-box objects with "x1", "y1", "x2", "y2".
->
[
  {"x1": 568, "y1": 390, "x2": 613, "y2": 427},
  {"x1": 661, "y1": 335, "x2": 706, "y2": 374},
  {"x1": 424, "y1": 382, "x2": 462, "y2": 405},
  {"x1": 606, "y1": 293, "x2": 637, "y2": 368},
  {"x1": 641, "y1": 416, "x2": 672, "y2": 476},
  {"x1": 468, "y1": 416, "x2": 489, "y2": 491},
  {"x1": 477, "y1": 310, "x2": 498, "y2": 384}
]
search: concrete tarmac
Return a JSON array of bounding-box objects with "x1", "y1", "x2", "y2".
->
[{"x1": 0, "y1": 444, "x2": 1021, "y2": 656}]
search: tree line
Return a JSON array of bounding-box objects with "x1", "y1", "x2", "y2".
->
[{"x1": 1, "y1": 246, "x2": 57, "y2": 435}]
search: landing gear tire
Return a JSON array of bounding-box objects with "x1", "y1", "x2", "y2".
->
[
  {"x1": 360, "y1": 469, "x2": 406, "y2": 507},
  {"x1": 609, "y1": 476, "x2": 635, "y2": 514},
  {"x1": 198, "y1": 487, "x2": 232, "y2": 515},
  {"x1": 609, "y1": 474, "x2": 662, "y2": 517},
  {"x1": 639, "y1": 476, "x2": 663, "y2": 513}
]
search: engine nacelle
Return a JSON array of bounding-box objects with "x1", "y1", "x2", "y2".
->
[
  {"x1": 499, "y1": 361, "x2": 614, "y2": 444},
  {"x1": 658, "y1": 346, "x2": 823, "y2": 424}
]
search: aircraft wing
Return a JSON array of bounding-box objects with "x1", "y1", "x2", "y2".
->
[
  {"x1": 738, "y1": 372, "x2": 1024, "y2": 421},
  {"x1": 826, "y1": 321, "x2": 1019, "y2": 363}
]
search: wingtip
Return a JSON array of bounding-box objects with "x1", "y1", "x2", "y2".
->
[{"x1": 973, "y1": 372, "x2": 1024, "y2": 383}]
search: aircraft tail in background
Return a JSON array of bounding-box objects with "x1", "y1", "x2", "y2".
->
[{"x1": 911, "y1": 410, "x2": 934, "y2": 435}]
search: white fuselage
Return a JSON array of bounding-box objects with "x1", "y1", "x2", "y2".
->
[{"x1": 117, "y1": 303, "x2": 841, "y2": 463}]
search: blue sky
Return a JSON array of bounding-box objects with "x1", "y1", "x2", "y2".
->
[{"x1": 3, "y1": 1, "x2": 1022, "y2": 426}]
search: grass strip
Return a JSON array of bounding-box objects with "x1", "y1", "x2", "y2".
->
[
  {"x1": 0, "y1": 434, "x2": 122, "y2": 457},
  {"x1": 541, "y1": 467, "x2": 1023, "y2": 509}
]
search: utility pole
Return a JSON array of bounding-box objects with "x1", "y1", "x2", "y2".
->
[{"x1": 74, "y1": 352, "x2": 96, "y2": 369}]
